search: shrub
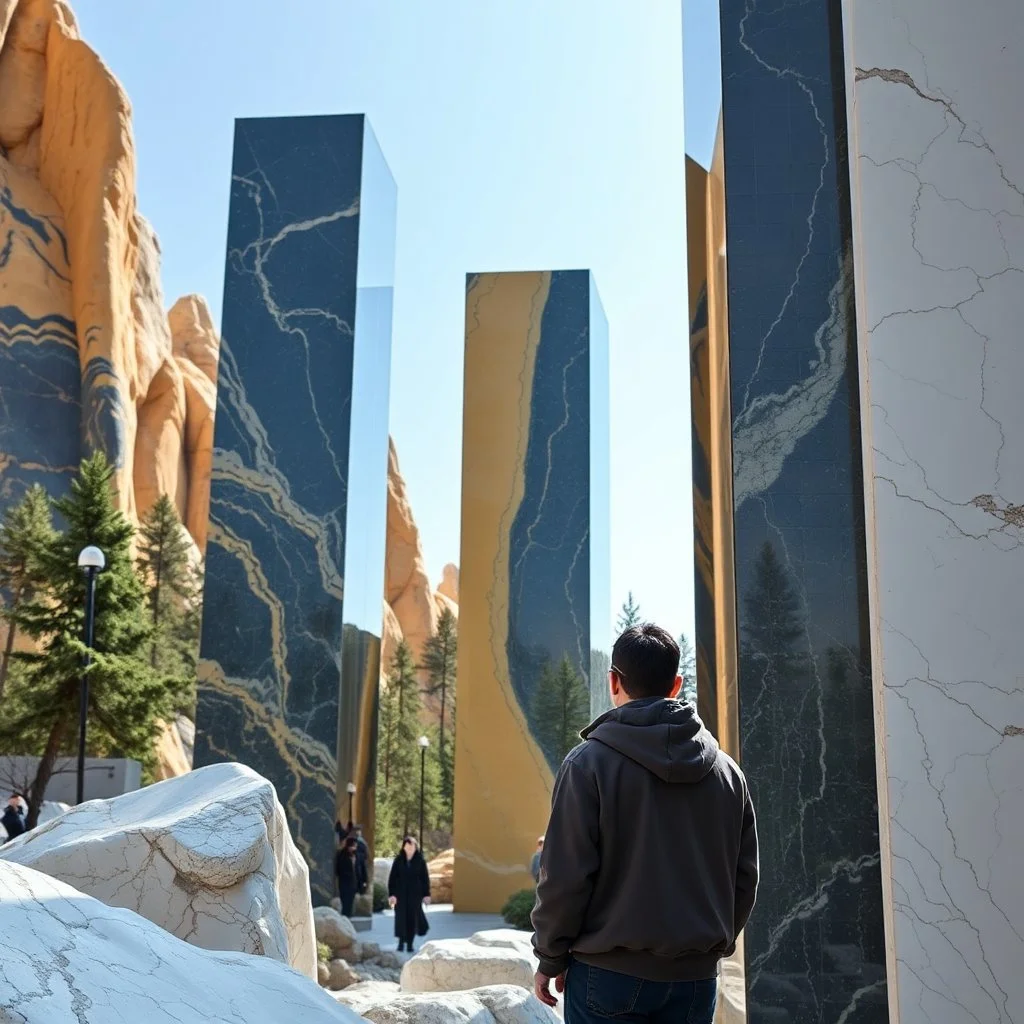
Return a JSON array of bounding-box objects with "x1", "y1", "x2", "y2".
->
[
  {"x1": 373, "y1": 881, "x2": 389, "y2": 913},
  {"x1": 317, "y1": 941, "x2": 331, "y2": 964},
  {"x1": 501, "y1": 888, "x2": 536, "y2": 931}
]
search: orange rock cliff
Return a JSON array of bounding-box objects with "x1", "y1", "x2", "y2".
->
[{"x1": 0, "y1": 0, "x2": 456, "y2": 775}]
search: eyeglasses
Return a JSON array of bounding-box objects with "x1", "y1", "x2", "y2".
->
[{"x1": 610, "y1": 665, "x2": 627, "y2": 681}]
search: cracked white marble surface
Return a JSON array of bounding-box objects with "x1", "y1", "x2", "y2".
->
[
  {"x1": 847, "y1": 0, "x2": 1024, "y2": 1020},
  {"x1": 0, "y1": 762, "x2": 317, "y2": 982},
  {"x1": 0, "y1": 858, "x2": 363, "y2": 1023}
]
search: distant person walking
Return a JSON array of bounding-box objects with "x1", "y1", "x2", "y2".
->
[
  {"x1": 532, "y1": 624, "x2": 759, "y2": 1024},
  {"x1": 388, "y1": 835, "x2": 431, "y2": 954},
  {"x1": 530, "y1": 836, "x2": 545, "y2": 884},
  {"x1": 1, "y1": 794, "x2": 26, "y2": 843},
  {"x1": 335, "y1": 836, "x2": 368, "y2": 918}
]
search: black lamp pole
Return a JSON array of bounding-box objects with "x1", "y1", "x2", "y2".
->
[
  {"x1": 77, "y1": 565, "x2": 99, "y2": 805},
  {"x1": 419, "y1": 743, "x2": 427, "y2": 844}
]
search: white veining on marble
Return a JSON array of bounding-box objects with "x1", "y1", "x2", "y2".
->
[
  {"x1": 0, "y1": 762, "x2": 318, "y2": 982},
  {"x1": 0, "y1": 858, "x2": 362, "y2": 1023},
  {"x1": 846, "y1": 0, "x2": 1024, "y2": 1020},
  {"x1": 732, "y1": 254, "x2": 852, "y2": 509}
]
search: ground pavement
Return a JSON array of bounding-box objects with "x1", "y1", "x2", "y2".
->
[{"x1": 366, "y1": 903, "x2": 506, "y2": 958}]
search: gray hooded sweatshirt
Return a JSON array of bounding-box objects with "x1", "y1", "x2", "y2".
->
[{"x1": 531, "y1": 697, "x2": 758, "y2": 982}]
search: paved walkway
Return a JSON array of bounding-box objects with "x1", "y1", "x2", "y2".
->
[{"x1": 365, "y1": 903, "x2": 505, "y2": 953}]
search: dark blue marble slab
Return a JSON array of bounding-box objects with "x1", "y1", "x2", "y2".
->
[
  {"x1": 0, "y1": 308, "x2": 81, "y2": 508},
  {"x1": 505, "y1": 270, "x2": 610, "y2": 769},
  {"x1": 718, "y1": 0, "x2": 888, "y2": 1020},
  {"x1": 0, "y1": 174, "x2": 81, "y2": 510},
  {"x1": 195, "y1": 115, "x2": 394, "y2": 904}
]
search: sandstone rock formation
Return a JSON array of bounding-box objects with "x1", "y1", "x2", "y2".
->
[
  {"x1": 0, "y1": 761, "x2": 317, "y2": 980},
  {"x1": 153, "y1": 716, "x2": 191, "y2": 781},
  {"x1": 0, "y1": 857, "x2": 364, "y2": 1024},
  {"x1": 399, "y1": 930, "x2": 537, "y2": 995},
  {"x1": 382, "y1": 440, "x2": 458, "y2": 725},
  {"x1": 426, "y1": 848, "x2": 454, "y2": 904},
  {"x1": 438, "y1": 564, "x2": 459, "y2": 605},
  {"x1": 386, "y1": 439, "x2": 441, "y2": 665},
  {"x1": 335, "y1": 983, "x2": 557, "y2": 1024},
  {"x1": 0, "y1": 0, "x2": 219, "y2": 553}
]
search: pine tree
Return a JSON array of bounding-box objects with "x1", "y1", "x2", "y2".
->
[
  {"x1": 421, "y1": 607, "x2": 457, "y2": 830},
  {"x1": 0, "y1": 486, "x2": 54, "y2": 702},
  {"x1": 678, "y1": 632, "x2": 697, "y2": 704},
  {"x1": 532, "y1": 655, "x2": 590, "y2": 767},
  {"x1": 376, "y1": 641, "x2": 438, "y2": 849},
  {"x1": 0, "y1": 454, "x2": 189, "y2": 827},
  {"x1": 137, "y1": 494, "x2": 201, "y2": 713},
  {"x1": 616, "y1": 592, "x2": 642, "y2": 633}
]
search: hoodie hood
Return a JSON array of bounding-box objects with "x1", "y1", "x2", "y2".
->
[{"x1": 582, "y1": 698, "x2": 719, "y2": 784}]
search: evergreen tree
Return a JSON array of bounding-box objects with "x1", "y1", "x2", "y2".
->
[
  {"x1": 421, "y1": 607, "x2": 457, "y2": 830},
  {"x1": 616, "y1": 592, "x2": 642, "y2": 633},
  {"x1": 0, "y1": 486, "x2": 54, "y2": 701},
  {"x1": 137, "y1": 495, "x2": 201, "y2": 713},
  {"x1": 0, "y1": 454, "x2": 189, "y2": 827},
  {"x1": 532, "y1": 655, "x2": 589, "y2": 766},
  {"x1": 376, "y1": 641, "x2": 438, "y2": 848},
  {"x1": 678, "y1": 632, "x2": 697, "y2": 704}
]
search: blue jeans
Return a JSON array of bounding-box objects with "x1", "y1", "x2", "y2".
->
[{"x1": 565, "y1": 961, "x2": 717, "y2": 1024}]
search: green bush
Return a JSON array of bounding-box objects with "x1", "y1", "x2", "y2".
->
[
  {"x1": 501, "y1": 889, "x2": 536, "y2": 931},
  {"x1": 317, "y1": 941, "x2": 331, "y2": 964},
  {"x1": 373, "y1": 881, "x2": 389, "y2": 913}
]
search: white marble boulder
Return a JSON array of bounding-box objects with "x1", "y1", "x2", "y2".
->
[
  {"x1": 335, "y1": 983, "x2": 558, "y2": 1024},
  {"x1": 400, "y1": 929, "x2": 538, "y2": 994},
  {"x1": 0, "y1": 761, "x2": 317, "y2": 979},
  {"x1": 0, "y1": 859, "x2": 365, "y2": 1024}
]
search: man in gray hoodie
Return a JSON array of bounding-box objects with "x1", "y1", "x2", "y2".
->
[{"x1": 531, "y1": 624, "x2": 758, "y2": 1023}]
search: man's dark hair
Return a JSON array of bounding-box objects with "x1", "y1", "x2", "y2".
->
[{"x1": 611, "y1": 624, "x2": 680, "y2": 699}]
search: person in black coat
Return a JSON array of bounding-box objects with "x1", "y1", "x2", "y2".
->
[
  {"x1": 335, "y1": 836, "x2": 368, "y2": 918},
  {"x1": 388, "y1": 835, "x2": 431, "y2": 953},
  {"x1": 1, "y1": 794, "x2": 26, "y2": 843}
]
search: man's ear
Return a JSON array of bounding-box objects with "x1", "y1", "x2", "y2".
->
[
  {"x1": 670, "y1": 674, "x2": 683, "y2": 699},
  {"x1": 608, "y1": 670, "x2": 621, "y2": 698}
]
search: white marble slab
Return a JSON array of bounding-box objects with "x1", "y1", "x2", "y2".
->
[
  {"x1": 0, "y1": 858, "x2": 362, "y2": 1023},
  {"x1": 0, "y1": 761, "x2": 317, "y2": 981},
  {"x1": 845, "y1": 1, "x2": 1024, "y2": 1020}
]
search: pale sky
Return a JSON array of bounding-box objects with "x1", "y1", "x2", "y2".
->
[{"x1": 73, "y1": 0, "x2": 722, "y2": 644}]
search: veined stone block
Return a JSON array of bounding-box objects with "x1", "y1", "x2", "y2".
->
[
  {"x1": 453, "y1": 270, "x2": 609, "y2": 912},
  {"x1": 195, "y1": 114, "x2": 395, "y2": 904}
]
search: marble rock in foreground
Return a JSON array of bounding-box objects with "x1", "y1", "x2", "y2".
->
[
  {"x1": 0, "y1": 762, "x2": 316, "y2": 980},
  {"x1": 400, "y1": 930, "x2": 537, "y2": 994},
  {"x1": 335, "y1": 983, "x2": 557, "y2": 1024},
  {"x1": 0, "y1": 859, "x2": 363, "y2": 1024}
]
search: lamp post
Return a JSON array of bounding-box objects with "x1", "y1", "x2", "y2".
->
[
  {"x1": 76, "y1": 546, "x2": 105, "y2": 805},
  {"x1": 418, "y1": 735, "x2": 429, "y2": 844},
  {"x1": 346, "y1": 781, "x2": 356, "y2": 825}
]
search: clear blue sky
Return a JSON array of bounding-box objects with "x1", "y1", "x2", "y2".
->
[{"x1": 74, "y1": 0, "x2": 721, "y2": 644}]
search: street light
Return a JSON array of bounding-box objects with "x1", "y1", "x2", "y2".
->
[
  {"x1": 346, "y1": 781, "x2": 356, "y2": 824},
  {"x1": 418, "y1": 736, "x2": 430, "y2": 844},
  {"x1": 76, "y1": 546, "x2": 105, "y2": 805}
]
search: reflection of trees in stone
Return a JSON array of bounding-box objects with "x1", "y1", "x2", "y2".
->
[
  {"x1": 590, "y1": 648, "x2": 611, "y2": 716},
  {"x1": 740, "y1": 540, "x2": 886, "y2": 1007},
  {"x1": 678, "y1": 633, "x2": 697, "y2": 704},
  {"x1": 739, "y1": 540, "x2": 809, "y2": 979},
  {"x1": 531, "y1": 655, "x2": 589, "y2": 767}
]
